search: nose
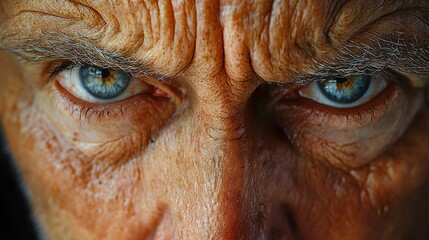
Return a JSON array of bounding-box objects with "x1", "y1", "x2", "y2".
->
[
  {"x1": 147, "y1": 73, "x2": 296, "y2": 240},
  {"x1": 143, "y1": 1, "x2": 295, "y2": 237}
]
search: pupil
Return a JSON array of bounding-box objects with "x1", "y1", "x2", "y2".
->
[
  {"x1": 335, "y1": 78, "x2": 348, "y2": 84},
  {"x1": 101, "y1": 69, "x2": 110, "y2": 78}
]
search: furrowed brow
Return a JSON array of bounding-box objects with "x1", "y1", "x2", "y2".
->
[{"x1": 0, "y1": 32, "x2": 158, "y2": 77}]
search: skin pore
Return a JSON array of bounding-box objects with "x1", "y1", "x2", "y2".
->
[{"x1": 1, "y1": 0, "x2": 429, "y2": 239}]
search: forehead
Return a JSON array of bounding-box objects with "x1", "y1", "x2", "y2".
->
[{"x1": 1, "y1": 0, "x2": 428, "y2": 81}]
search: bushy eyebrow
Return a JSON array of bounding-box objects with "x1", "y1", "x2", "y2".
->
[
  {"x1": 294, "y1": 34, "x2": 429, "y2": 84},
  {"x1": 1, "y1": 31, "x2": 429, "y2": 84},
  {"x1": 0, "y1": 32, "x2": 162, "y2": 78}
]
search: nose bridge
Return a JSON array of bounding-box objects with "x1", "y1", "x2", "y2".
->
[
  {"x1": 171, "y1": 114, "x2": 254, "y2": 239},
  {"x1": 163, "y1": 1, "x2": 269, "y2": 238},
  {"x1": 172, "y1": 23, "x2": 265, "y2": 240},
  {"x1": 167, "y1": 71, "x2": 262, "y2": 239}
]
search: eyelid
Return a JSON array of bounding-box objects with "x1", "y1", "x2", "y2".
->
[{"x1": 49, "y1": 61, "x2": 80, "y2": 78}]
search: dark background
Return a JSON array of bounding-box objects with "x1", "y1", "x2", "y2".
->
[{"x1": 0, "y1": 131, "x2": 38, "y2": 240}]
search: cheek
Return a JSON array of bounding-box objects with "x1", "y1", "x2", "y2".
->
[
  {"x1": 0, "y1": 76, "x2": 161, "y2": 238},
  {"x1": 259, "y1": 104, "x2": 429, "y2": 239},
  {"x1": 274, "y1": 84, "x2": 424, "y2": 169},
  {"x1": 4, "y1": 110, "x2": 164, "y2": 239},
  {"x1": 358, "y1": 106, "x2": 429, "y2": 210}
]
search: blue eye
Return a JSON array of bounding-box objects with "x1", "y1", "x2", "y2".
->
[
  {"x1": 58, "y1": 65, "x2": 155, "y2": 104},
  {"x1": 79, "y1": 66, "x2": 131, "y2": 99},
  {"x1": 299, "y1": 73, "x2": 388, "y2": 109},
  {"x1": 318, "y1": 76, "x2": 371, "y2": 104}
]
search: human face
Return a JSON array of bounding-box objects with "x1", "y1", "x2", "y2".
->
[{"x1": 1, "y1": 0, "x2": 429, "y2": 239}]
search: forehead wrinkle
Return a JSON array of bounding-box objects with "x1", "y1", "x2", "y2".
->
[
  {"x1": 329, "y1": 0, "x2": 429, "y2": 42},
  {"x1": 99, "y1": 0, "x2": 197, "y2": 75},
  {"x1": 1, "y1": 0, "x2": 105, "y2": 26},
  {"x1": 0, "y1": 1, "x2": 108, "y2": 54},
  {"x1": 242, "y1": 0, "x2": 368, "y2": 82}
]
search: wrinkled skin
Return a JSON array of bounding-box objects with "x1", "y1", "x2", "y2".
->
[{"x1": 1, "y1": 0, "x2": 429, "y2": 239}]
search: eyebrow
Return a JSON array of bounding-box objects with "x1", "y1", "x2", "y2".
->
[
  {"x1": 294, "y1": 34, "x2": 429, "y2": 84},
  {"x1": 1, "y1": 31, "x2": 429, "y2": 84},
  {"x1": 0, "y1": 32, "x2": 166, "y2": 78}
]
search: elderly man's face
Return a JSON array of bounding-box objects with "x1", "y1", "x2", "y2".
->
[{"x1": 1, "y1": 0, "x2": 429, "y2": 239}]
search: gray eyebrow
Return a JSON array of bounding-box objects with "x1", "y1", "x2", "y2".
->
[
  {"x1": 294, "y1": 34, "x2": 429, "y2": 84},
  {"x1": 2, "y1": 31, "x2": 429, "y2": 84},
  {"x1": 0, "y1": 32, "x2": 159, "y2": 77}
]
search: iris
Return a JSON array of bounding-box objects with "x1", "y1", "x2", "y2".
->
[
  {"x1": 318, "y1": 75, "x2": 371, "y2": 104},
  {"x1": 79, "y1": 66, "x2": 131, "y2": 99}
]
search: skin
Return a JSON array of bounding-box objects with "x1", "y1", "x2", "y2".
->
[{"x1": 1, "y1": 0, "x2": 429, "y2": 239}]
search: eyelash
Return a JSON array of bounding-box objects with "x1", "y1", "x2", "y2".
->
[{"x1": 49, "y1": 61, "x2": 80, "y2": 78}]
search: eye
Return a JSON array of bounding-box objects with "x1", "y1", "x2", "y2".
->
[
  {"x1": 270, "y1": 70, "x2": 423, "y2": 168},
  {"x1": 58, "y1": 65, "x2": 154, "y2": 103},
  {"x1": 299, "y1": 73, "x2": 388, "y2": 108}
]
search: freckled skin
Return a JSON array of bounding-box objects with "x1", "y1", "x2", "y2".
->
[{"x1": 1, "y1": 1, "x2": 429, "y2": 239}]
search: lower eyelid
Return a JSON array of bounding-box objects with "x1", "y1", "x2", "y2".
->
[
  {"x1": 52, "y1": 80, "x2": 176, "y2": 124},
  {"x1": 275, "y1": 82, "x2": 402, "y2": 130}
]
